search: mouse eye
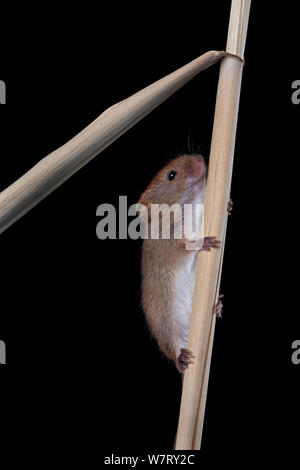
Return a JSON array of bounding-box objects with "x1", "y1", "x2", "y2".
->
[{"x1": 167, "y1": 170, "x2": 177, "y2": 181}]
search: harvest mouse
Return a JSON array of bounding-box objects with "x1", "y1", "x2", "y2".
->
[{"x1": 138, "y1": 154, "x2": 232, "y2": 373}]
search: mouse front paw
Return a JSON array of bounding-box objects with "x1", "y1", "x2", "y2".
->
[
  {"x1": 177, "y1": 348, "x2": 195, "y2": 373},
  {"x1": 184, "y1": 236, "x2": 221, "y2": 251},
  {"x1": 201, "y1": 236, "x2": 222, "y2": 251}
]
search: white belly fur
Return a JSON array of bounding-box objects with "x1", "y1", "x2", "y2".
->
[
  {"x1": 173, "y1": 251, "x2": 198, "y2": 351},
  {"x1": 172, "y1": 188, "x2": 205, "y2": 353}
]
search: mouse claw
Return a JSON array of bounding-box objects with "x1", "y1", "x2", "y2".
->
[{"x1": 177, "y1": 348, "x2": 195, "y2": 373}]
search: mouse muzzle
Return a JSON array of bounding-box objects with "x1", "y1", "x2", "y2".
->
[{"x1": 187, "y1": 155, "x2": 206, "y2": 185}]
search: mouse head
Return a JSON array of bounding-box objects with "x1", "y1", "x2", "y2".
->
[{"x1": 138, "y1": 154, "x2": 206, "y2": 210}]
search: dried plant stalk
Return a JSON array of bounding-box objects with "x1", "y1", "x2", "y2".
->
[
  {"x1": 0, "y1": 50, "x2": 225, "y2": 234},
  {"x1": 175, "y1": 0, "x2": 251, "y2": 450}
]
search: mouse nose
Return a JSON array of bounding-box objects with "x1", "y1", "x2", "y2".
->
[{"x1": 188, "y1": 155, "x2": 206, "y2": 177}]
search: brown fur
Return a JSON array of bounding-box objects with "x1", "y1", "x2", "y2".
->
[{"x1": 138, "y1": 155, "x2": 207, "y2": 370}]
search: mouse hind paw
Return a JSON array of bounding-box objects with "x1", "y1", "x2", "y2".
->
[
  {"x1": 215, "y1": 294, "x2": 224, "y2": 318},
  {"x1": 177, "y1": 348, "x2": 195, "y2": 373}
]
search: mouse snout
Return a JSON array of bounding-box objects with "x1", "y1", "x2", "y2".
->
[{"x1": 187, "y1": 155, "x2": 206, "y2": 179}]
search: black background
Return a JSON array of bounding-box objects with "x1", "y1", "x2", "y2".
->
[{"x1": 1, "y1": 1, "x2": 299, "y2": 465}]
